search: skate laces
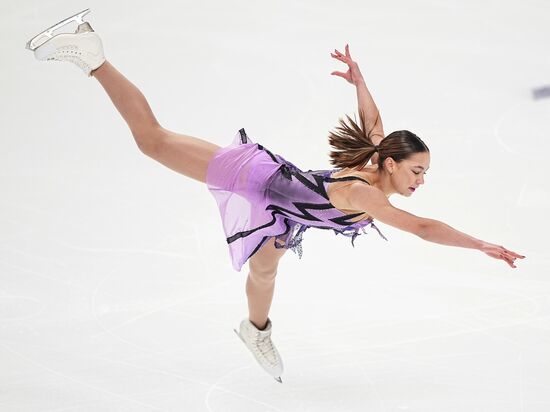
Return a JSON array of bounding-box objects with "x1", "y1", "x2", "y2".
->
[
  {"x1": 252, "y1": 331, "x2": 279, "y2": 365},
  {"x1": 47, "y1": 45, "x2": 90, "y2": 71}
]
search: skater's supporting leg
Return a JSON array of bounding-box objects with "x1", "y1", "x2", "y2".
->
[
  {"x1": 246, "y1": 237, "x2": 287, "y2": 330},
  {"x1": 92, "y1": 61, "x2": 220, "y2": 183}
]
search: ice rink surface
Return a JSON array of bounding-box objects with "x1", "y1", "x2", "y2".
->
[{"x1": 1, "y1": 0, "x2": 549, "y2": 410}]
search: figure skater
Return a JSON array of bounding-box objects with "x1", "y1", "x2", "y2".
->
[{"x1": 26, "y1": 9, "x2": 525, "y2": 383}]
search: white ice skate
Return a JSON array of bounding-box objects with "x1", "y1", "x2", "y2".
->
[
  {"x1": 25, "y1": 9, "x2": 105, "y2": 77},
  {"x1": 233, "y1": 317, "x2": 284, "y2": 383}
]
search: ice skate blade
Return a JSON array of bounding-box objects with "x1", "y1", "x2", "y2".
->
[
  {"x1": 26, "y1": 8, "x2": 91, "y2": 51},
  {"x1": 233, "y1": 328, "x2": 245, "y2": 343}
]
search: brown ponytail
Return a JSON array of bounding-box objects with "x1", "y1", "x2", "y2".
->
[
  {"x1": 328, "y1": 110, "x2": 429, "y2": 171},
  {"x1": 328, "y1": 109, "x2": 380, "y2": 170}
]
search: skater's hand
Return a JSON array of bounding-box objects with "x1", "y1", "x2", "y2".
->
[
  {"x1": 479, "y1": 241, "x2": 526, "y2": 268},
  {"x1": 330, "y1": 44, "x2": 364, "y2": 86}
]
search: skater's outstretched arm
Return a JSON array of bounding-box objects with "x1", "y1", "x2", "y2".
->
[{"x1": 347, "y1": 183, "x2": 526, "y2": 268}]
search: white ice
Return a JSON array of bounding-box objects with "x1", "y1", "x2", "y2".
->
[{"x1": 1, "y1": 0, "x2": 549, "y2": 410}]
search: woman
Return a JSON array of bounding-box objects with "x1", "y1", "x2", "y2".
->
[{"x1": 26, "y1": 9, "x2": 525, "y2": 383}]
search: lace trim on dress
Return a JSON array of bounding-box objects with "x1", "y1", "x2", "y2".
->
[{"x1": 274, "y1": 220, "x2": 388, "y2": 260}]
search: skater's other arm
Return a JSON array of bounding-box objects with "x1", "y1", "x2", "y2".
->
[
  {"x1": 330, "y1": 44, "x2": 384, "y2": 164},
  {"x1": 348, "y1": 184, "x2": 526, "y2": 268}
]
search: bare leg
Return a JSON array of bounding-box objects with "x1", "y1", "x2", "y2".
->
[
  {"x1": 246, "y1": 237, "x2": 287, "y2": 330},
  {"x1": 92, "y1": 61, "x2": 159, "y2": 146},
  {"x1": 91, "y1": 61, "x2": 220, "y2": 183}
]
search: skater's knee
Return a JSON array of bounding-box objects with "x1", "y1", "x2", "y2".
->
[
  {"x1": 248, "y1": 237, "x2": 286, "y2": 282},
  {"x1": 133, "y1": 125, "x2": 163, "y2": 155},
  {"x1": 249, "y1": 263, "x2": 278, "y2": 284}
]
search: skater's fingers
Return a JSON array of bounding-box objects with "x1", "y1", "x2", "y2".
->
[
  {"x1": 500, "y1": 253, "x2": 517, "y2": 268},
  {"x1": 501, "y1": 248, "x2": 525, "y2": 261},
  {"x1": 506, "y1": 249, "x2": 525, "y2": 259},
  {"x1": 495, "y1": 245, "x2": 524, "y2": 259},
  {"x1": 503, "y1": 250, "x2": 519, "y2": 260},
  {"x1": 334, "y1": 48, "x2": 349, "y2": 61},
  {"x1": 331, "y1": 53, "x2": 348, "y2": 64},
  {"x1": 345, "y1": 44, "x2": 351, "y2": 57},
  {"x1": 501, "y1": 250, "x2": 517, "y2": 261}
]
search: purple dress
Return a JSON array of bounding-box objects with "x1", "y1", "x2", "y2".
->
[{"x1": 206, "y1": 129, "x2": 388, "y2": 271}]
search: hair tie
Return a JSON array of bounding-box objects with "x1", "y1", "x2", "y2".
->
[{"x1": 374, "y1": 145, "x2": 380, "y2": 153}]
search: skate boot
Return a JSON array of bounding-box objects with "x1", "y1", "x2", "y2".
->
[
  {"x1": 233, "y1": 317, "x2": 284, "y2": 383},
  {"x1": 26, "y1": 9, "x2": 105, "y2": 77}
]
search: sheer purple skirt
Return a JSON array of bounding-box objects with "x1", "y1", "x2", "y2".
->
[{"x1": 206, "y1": 130, "x2": 285, "y2": 271}]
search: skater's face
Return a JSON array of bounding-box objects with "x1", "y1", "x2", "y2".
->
[{"x1": 390, "y1": 151, "x2": 430, "y2": 197}]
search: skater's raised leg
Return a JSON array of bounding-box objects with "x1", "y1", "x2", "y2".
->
[
  {"x1": 92, "y1": 61, "x2": 221, "y2": 183},
  {"x1": 28, "y1": 10, "x2": 220, "y2": 184},
  {"x1": 92, "y1": 61, "x2": 159, "y2": 152}
]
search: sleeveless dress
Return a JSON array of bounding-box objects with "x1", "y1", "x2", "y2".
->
[{"x1": 206, "y1": 128, "x2": 388, "y2": 271}]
